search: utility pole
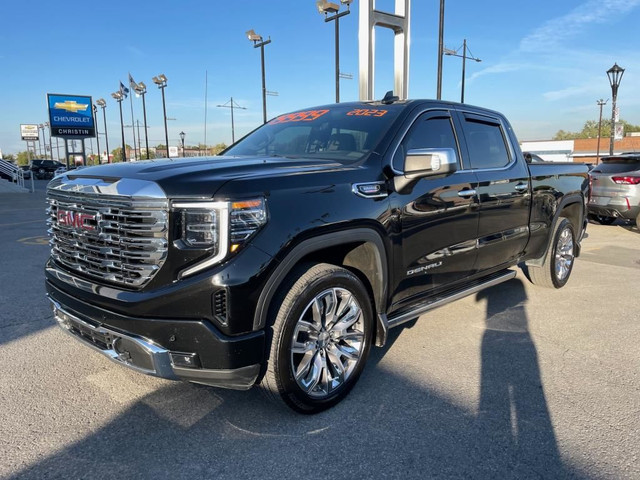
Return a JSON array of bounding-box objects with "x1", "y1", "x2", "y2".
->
[
  {"x1": 217, "y1": 97, "x2": 247, "y2": 144},
  {"x1": 596, "y1": 99, "x2": 608, "y2": 165}
]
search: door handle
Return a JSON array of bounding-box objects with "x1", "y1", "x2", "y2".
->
[
  {"x1": 514, "y1": 183, "x2": 528, "y2": 192},
  {"x1": 457, "y1": 189, "x2": 477, "y2": 197}
]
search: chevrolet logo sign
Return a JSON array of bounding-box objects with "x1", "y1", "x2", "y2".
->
[{"x1": 54, "y1": 100, "x2": 89, "y2": 113}]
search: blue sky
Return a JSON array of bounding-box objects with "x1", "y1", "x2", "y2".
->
[{"x1": 1, "y1": 0, "x2": 639, "y2": 156}]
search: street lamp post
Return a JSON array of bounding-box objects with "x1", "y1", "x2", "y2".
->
[
  {"x1": 93, "y1": 104, "x2": 100, "y2": 164},
  {"x1": 179, "y1": 131, "x2": 185, "y2": 157},
  {"x1": 316, "y1": 0, "x2": 352, "y2": 103},
  {"x1": 38, "y1": 124, "x2": 45, "y2": 156},
  {"x1": 44, "y1": 122, "x2": 53, "y2": 160},
  {"x1": 444, "y1": 39, "x2": 481, "y2": 103},
  {"x1": 96, "y1": 99, "x2": 110, "y2": 163},
  {"x1": 111, "y1": 92, "x2": 127, "y2": 162},
  {"x1": 436, "y1": 0, "x2": 445, "y2": 100},
  {"x1": 134, "y1": 82, "x2": 150, "y2": 159},
  {"x1": 606, "y1": 63, "x2": 624, "y2": 156},
  {"x1": 246, "y1": 29, "x2": 271, "y2": 124},
  {"x1": 596, "y1": 99, "x2": 608, "y2": 165},
  {"x1": 217, "y1": 97, "x2": 247, "y2": 144},
  {"x1": 153, "y1": 74, "x2": 170, "y2": 157}
]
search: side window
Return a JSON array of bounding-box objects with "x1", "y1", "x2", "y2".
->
[
  {"x1": 464, "y1": 118, "x2": 510, "y2": 169},
  {"x1": 394, "y1": 113, "x2": 459, "y2": 170}
]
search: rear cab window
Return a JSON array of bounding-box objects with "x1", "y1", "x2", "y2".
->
[{"x1": 461, "y1": 114, "x2": 512, "y2": 170}]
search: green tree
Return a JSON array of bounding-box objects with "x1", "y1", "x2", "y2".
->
[
  {"x1": 110, "y1": 145, "x2": 132, "y2": 163},
  {"x1": 553, "y1": 119, "x2": 640, "y2": 140}
]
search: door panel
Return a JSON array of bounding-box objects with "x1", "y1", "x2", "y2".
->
[
  {"x1": 389, "y1": 110, "x2": 480, "y2": 309},
  {"x1": 456, "y1": 112, "x2": 530, "y2": 272}
]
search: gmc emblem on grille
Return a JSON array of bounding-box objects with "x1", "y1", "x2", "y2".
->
[{"x1": 57, "y1": 210, "x2": 96, "y2": 231}]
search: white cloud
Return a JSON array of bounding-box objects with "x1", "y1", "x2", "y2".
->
[{"x1": 520, "y1": 0, "x2": 640, "y2": 52}]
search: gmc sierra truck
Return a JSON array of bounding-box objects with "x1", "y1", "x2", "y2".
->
[{"x1": 46, "y1": 98, "x2": 589, "y2": 413}]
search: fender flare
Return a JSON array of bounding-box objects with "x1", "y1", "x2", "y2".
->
[
  {"x1": 526, "y1": 193, "x2": 586, "y2": 267},
  {"x1": 252, "y1": 228, "x2": 389, "y2": 332}
]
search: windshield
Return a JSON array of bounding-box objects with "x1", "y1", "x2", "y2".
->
[{"x1": 223, "y1": 104, "x2": 403, "y2": 162}]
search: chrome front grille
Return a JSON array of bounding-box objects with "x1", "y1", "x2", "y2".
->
[{"x1": 47, "y1": 190, "x2": 169, "y2": 288}]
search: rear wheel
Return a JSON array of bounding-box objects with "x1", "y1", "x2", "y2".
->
[
  {"x1": 261, "y1": 263, "x2": 373, "y2": 413},
  {"x1": 525, "y1": 217, "x2": 576, "y2": 289}
]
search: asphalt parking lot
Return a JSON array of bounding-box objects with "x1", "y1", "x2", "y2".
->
[{"x1": 1, "y1": 181, "x2": 639, "y2": 479}]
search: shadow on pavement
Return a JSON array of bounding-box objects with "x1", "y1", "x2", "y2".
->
[{"x1": 7, "y1": 279, "x2": 584, "y2": 479}]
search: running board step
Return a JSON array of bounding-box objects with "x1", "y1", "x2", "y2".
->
[{"x1": 387, "y1": 270, "x2": 517, "y2": 329}]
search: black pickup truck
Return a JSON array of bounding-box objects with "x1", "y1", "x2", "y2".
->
[{"x1": 46, "y1": 98, "x2": 589, "y2": 413}]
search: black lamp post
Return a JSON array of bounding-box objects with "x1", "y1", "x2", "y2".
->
[
  {"x1": 153, "y1": 74, "x2": 169, "y2": 157},
  {"x1": 93, "y1": 104, "x2": 100, "y2": 164},
  {"x1": 596, "y1": 99, "x2": 608, "y2": 165},
  {"x1": 246, "y1": 29, "x2": 271, "y2": 124},
  {"x1": 38, "y1": 124, "x2": 44, "y2": 156},
  {"x1": 111, "y1": 92, "x2": 127, "y2": 162},
  {"x1": 96, "y1": 98, "x2": 110, "y2": 163},
  {"x1": 44, "y1": 122, "x2": 53, "y2": 160},
  {"x1": 179, "y1": 131, "x2": 185, "y2": 157},
  {"x1": 316, "y1": 0, "x2": 352, "y2": 103},
  {"x1": 606, "y1": 63, "x2": 625, "y2": 155},
  {"x1": 444, "y1": 39, "x2": 481, "y2": 103},
  {"x1": 133, "y1": 82, "x2": 150, "y2": 159}
]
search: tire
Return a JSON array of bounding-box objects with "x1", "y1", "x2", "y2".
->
[
  {"x1": 525, "y1": 217, "x2": 576, "y2": 289},
  {"x1": 261, "y1": 263, "x2": 374, "y2": 414},
  {"x1": 588, "y1": 213, "x2": 616, "y2": 225}
]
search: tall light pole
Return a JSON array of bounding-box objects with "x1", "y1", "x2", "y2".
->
[
  {"x1": 111, "y1": 92, "x2": 127, "y2": 162},
  {"x1": 217, "y1": 97, "x2": 247, "y2": 144},
  {"x1": 153, "y1": 74, "x2": 170, "y2": 157},
  {"x1": 38, "y1": 124, "x2": 44, "y2": 156},
  {"x1": 246, "y1": 29, "x2": 271, "y2": 124},
  {"x1": 133, "y1": 82, "x2": 150, "y2": 159},
  {"x1": 93, "y1": 104, "x2": 100, "y2": 164},
  {"x1": 444, "y1": 39, "x2": 481, "y2": 103},
  {"x1": 96, "y1": 98, "x2": 110, "y2": 163},
  {"x1": 596, "y1": 99, "x2": 608, "y2": 165},
  {"x1": 179, "y1": 131, "x2": 185, "y2": 157},
  {"x1": 607, "y1": 63, "x2": 624, "y2": 155},
  {"x1": 316, "y1": 0, "x2": 352, "y2": 103},
  {"x1": 44, "y1": 122, "x2": 53, "y2": 160},
  {"x1": 436, "y1": 0, "x2": 445, "y2": 100}
]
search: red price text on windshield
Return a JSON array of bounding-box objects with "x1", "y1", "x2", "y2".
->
[
  {"x1": 270, "y1": 110, "x2": 329, "y2": 124},
  {"x1": 346, "y1": 109, "x2": 388, "y2": 117}
]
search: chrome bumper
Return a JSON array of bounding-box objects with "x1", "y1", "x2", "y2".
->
[{"x1": 49, "y1": 297, "x2": 260, "y2": 390}]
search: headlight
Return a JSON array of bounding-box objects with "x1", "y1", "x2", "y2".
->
[{"x1": 174, "y1": 198, "x2": 267, "y2": 278}]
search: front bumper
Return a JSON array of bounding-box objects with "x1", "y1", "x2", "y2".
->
[{"x1": 47, "y1": 283, "x2": 265, "y2": 390}]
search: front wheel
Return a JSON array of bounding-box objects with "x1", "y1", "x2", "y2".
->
[
  {"x1": 525, "y1": 217, "x2": 576, "y2": 289},
  {"x1": 261, "y1": 263, "x2": 373, "y2": 414}
]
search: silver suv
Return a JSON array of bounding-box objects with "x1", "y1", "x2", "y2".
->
[{"x1": 588, "y1": 155, "x2": 640, "y2": 225}]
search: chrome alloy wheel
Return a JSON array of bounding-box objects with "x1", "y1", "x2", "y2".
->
[
  {"x1": 290, "y1": 287, "x2": 365, "y2": 398},
  {"x1": 555, "y1": 227, "x2": 574, "y2": 281}
]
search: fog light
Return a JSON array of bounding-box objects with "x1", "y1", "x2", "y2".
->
[{"x1": 170, "y1": 352, "x2": 201, "y2": 369}]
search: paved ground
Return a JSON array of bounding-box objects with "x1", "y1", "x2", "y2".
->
[{"x1": 1, "y1": 181, "x2": 639, "y2": 479}]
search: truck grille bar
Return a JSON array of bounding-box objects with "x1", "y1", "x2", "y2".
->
[{"x1": 47, "y1": 189, "x2": 169, "y2": 288}]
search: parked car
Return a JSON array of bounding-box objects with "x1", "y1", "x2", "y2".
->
[
  {"x1": 588, "y1": 154, "x2": 640, "y2": 225},
  {"x1": 30, "y1": 159, "x2": 65, "y2": 179},
  {"x1": 46, "y1": 98, "x2": 589, "y2": 413},
  {"x1": 20, "y1": 165, "x2": 32, "y2": 180}
]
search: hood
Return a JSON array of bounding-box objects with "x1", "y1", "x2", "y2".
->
[{"x1": 64, "y1": 155, "x2": 351, "y2": 198}]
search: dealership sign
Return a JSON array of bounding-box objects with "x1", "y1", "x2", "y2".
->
[
  {"x1": 47, "y1": 94, "x2": 95, "y2": 138},
  {"x1": 20, "y1": 124, "x2": 39, "y2": 141}
]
